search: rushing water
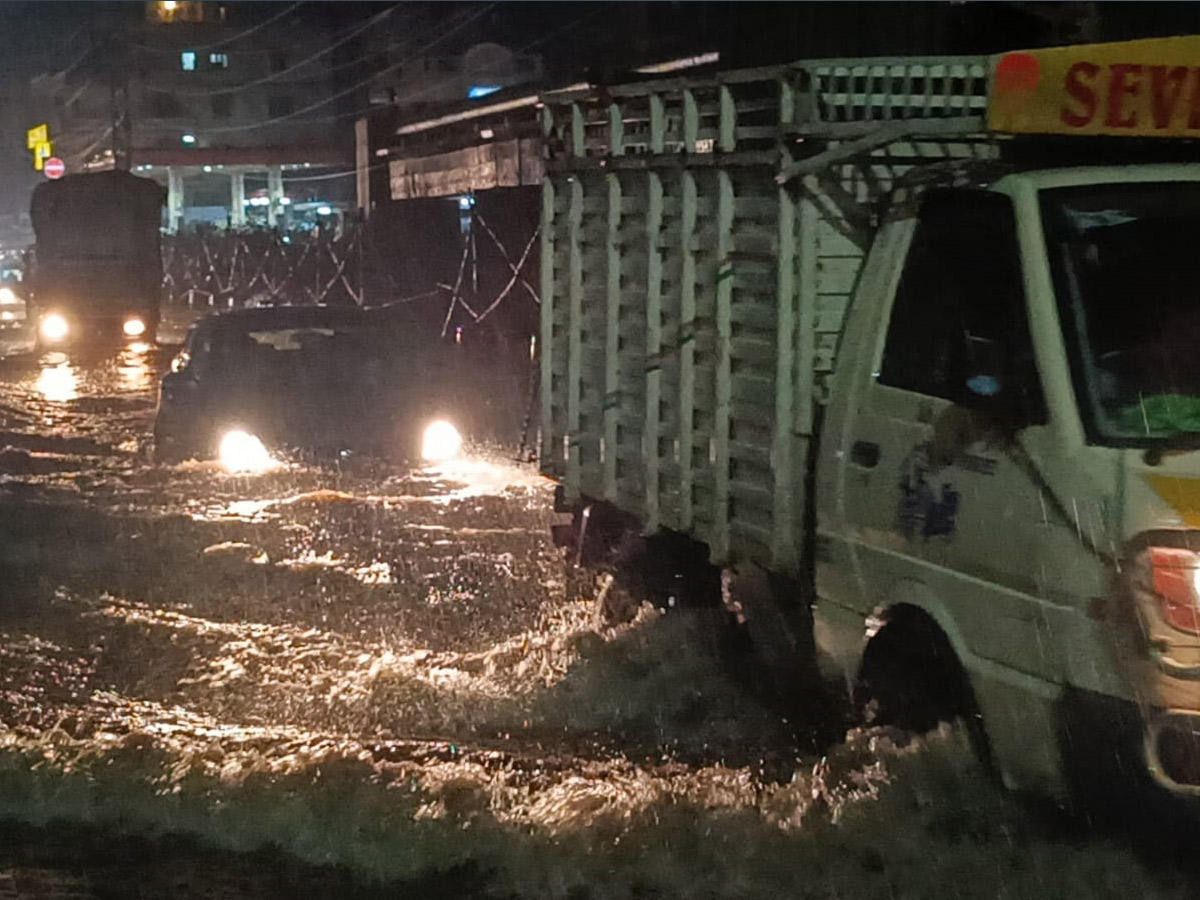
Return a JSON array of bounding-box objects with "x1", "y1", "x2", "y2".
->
[{"x1": 0, "y1": 324, "x2": 1191, "y2": 898}]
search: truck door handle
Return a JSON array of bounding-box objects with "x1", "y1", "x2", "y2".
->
[{"x1": 850, "y1": 440, "x2": 880, "y2": 469}]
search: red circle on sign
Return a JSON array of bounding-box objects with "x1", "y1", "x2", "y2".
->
[
  {"x1": 994, "y1": 52, "x2": 1041, "y2": 94},
  {"x1": 44, "y1": 157, "x2": 65, "y2": 179}
]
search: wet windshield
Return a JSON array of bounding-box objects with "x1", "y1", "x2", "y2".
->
[{"x1": 1042, "y1": 182, "x2": 1200, "y2": 444}]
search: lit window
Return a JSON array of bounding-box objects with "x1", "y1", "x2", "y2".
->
[
  {"x1": 180, "y1": 51, "x2": 196, "y2": 71},
  {"x1": 467, "y1": 85, "x2": 502, "y2": 100},
  {"x1": 209, "y1": 52, "x2": 228, "y2": 69}
]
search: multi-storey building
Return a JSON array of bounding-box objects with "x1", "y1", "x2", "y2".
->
[{"x1": 31, "y1": 1, "x2": 352, "y2": 232}]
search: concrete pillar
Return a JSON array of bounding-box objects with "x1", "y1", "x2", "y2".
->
[
  {"x1": 167, "y1": 166, "x2": 185, "y2": 233},
  {"x1": 266, "y1": 165, "x2": 284, "y2": 228},
  {"x1": 230, "y1": 171, "x2": 246, "y2": 228},
  {"x1": 355, "y1": 117, "x2": 370, "y2": 217}
]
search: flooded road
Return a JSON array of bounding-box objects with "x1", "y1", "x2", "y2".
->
[{"x1": 0, "y1": 321, "x2": 1191, "y2": 898}]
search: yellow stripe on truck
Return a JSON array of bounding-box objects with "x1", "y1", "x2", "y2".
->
[
  {"x1": 989, "y1": 35, "x2": 1200, "y2": 138},
  {"x1": 1145, "y1": 473, "x2": 1200, "y2": 529}
]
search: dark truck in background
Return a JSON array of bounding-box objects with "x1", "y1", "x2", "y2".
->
[{"x1": 28, "y1": 170, "x2": 166, "y2": 347}]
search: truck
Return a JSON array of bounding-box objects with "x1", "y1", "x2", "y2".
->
[
  {"x1": 28, "y1": 170, "x2": 166, "y2": 347},
  {"x1": 538, "y1": 35, "x2": 1200, "y2": 807}
]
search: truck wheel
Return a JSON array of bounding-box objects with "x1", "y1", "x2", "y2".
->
[{"x1": 854, "y1": 607, "x2": 992, "y2": 762}]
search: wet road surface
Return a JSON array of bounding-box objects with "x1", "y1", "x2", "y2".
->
[{"x1": 0, "y1": 318, "x2": 1193, "y2": 898}]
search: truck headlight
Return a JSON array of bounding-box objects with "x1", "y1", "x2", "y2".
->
[
  {"x1": 40, "y1": 313, "x2": 69, "y2": 342},
  {"x1": 218, "y1": 430, "x2": 273, "y2": 474},
  {"x1": 421, "y1": 420, "x2": 462, "y2": 462},
  {"x1": 123, "y1": 317, "x2": 146, "y2": 337},
  {"x1": 1149, "y1": 547, "x2": 1200, "y2": 634}
]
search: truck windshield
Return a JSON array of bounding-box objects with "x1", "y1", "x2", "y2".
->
[{"x1": 1042, "y1": 182, "x2": 1200, "y2": 445}]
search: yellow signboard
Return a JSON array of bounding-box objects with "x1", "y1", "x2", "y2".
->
[
  {"x1": 26, "y1": 123, "x2": 47, "y2": 150},
  {"x1": 989, "y1": 35, "x2": 1200, "y2": 138},
  {"x1": 26, "y1": 123, "x2": 52, "y2": 171}
]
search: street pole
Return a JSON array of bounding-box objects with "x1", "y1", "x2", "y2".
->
[{"x1": 108, "y1": 30, "x2": 131, "y2": 171}]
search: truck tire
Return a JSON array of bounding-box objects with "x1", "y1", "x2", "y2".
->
[{"x1": 854, "y1": 607, "x2": 992, "y2": 763}]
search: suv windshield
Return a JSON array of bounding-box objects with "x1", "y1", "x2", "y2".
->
[{"x1": 1043, "y1": 182, "x2": 1200, "y2": 445}]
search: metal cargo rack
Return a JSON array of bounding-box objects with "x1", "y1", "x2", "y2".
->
[{"x1": 540, "y1": 55, "x2": 999, "y2": 572}]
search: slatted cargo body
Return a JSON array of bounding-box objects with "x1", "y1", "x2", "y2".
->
[{"x1": 540, "y1": 57, "x2": 991, "y2": 574}]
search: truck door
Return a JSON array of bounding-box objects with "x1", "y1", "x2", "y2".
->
[{"x1": 834, "y1": 188, "x2": 1062, "y2": 682}]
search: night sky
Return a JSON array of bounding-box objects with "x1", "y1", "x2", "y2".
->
[
  {"x1": 3, "y1": 1, "x2": 1200, "y2": 225},
  {"x1": 6, "y1": 2, "x2": 1200, "y2": 79}
]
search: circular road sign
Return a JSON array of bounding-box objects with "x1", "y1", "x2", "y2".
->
[{"x1": 44, "y1": 157, "x2": 65, "y2": 179}]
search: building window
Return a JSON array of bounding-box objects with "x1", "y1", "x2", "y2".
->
[
  {"x1": 208, "y1": 52, "x2": 229, "y2": 69},
  {"x1": 180, "y1": 50, "x2": 196, "y2": 71},
  {"x1": 268, "y1": 94, "x2": 294, "y2": 118},
  {"x1": 147, "y1": 91, "x2": 185, "y2": 118},
  {"x1": 211, "y1": 93, "x2": 233, "y2": 118}
]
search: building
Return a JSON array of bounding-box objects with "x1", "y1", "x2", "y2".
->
[{"x1": 31, "y1": 1, "x2": 353, "y2": 232}]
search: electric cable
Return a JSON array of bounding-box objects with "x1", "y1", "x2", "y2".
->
[{"x1": 202, "y1": 3, "x2": 497, "y2": 135}]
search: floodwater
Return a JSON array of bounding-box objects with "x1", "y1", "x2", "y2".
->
[{"x1": 0, "y1": 316, "x2": 1192, "y2": 898}]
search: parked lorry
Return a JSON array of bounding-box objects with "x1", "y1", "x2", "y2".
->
[
  {"x1": 539, "y1": 35, "x2": 1200, "y2": 805},
  {"x1": 28, "y1": 170, "x2": 166, "y2": 346}
]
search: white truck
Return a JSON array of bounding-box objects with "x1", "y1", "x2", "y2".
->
[{"x1": 538, "y1": 35, "x2": 1200, "y2": 804}]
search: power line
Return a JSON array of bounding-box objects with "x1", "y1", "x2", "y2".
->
[
  {"x1": 202, "y1": 3, "x2": 497, "y2": 135},
  {"x1": 258, "y1": 8, "x2": 606, "y2": 184},
  {"x1": 195, "y1": 1, "x2": 305, "y2": 52},
  {"x1": 164, "y1": 4, "x2": 399, "y2": 98},
  {"x1": 238, "y1": 5, "x2": 603, "y2": 132},
  {"x1": 131, "y1": 2, "x2": 306, "y2": 55}
]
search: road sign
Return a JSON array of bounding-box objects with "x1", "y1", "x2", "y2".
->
[
  {"x1": 26, "y1": 123, "x2": 47, "y2": 150},
  {"x1": 27, "y1": 123, "x2": 52, "y2": 171},
  {"x1": 44, "y1": 157, "x2": 65, "y2": 179}
]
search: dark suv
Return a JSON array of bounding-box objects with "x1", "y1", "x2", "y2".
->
[{"x1": 154, "y1": 305, "x2": 464, "y2": 467}]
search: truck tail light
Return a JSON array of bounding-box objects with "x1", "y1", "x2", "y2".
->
[{"x1": 1149, "y1": 547, "x2": 1200, "y2": 634}]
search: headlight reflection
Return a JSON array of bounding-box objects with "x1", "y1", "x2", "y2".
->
[{"x1": 36, "y1": 362, "x2": 78, "y2": 403}]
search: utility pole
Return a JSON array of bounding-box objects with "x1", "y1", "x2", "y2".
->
[{"x1": 108, "y1": 28, "x2": 131, "y2": 171}]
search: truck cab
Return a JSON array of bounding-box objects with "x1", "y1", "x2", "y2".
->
[
  {"x1": 816, "y1": 162, "x2": 1200, "y2": 799},
  {"x1": 539, "y1": 36, "x2": 1200, "y2": 806}
]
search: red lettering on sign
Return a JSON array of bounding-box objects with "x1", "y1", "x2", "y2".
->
[
  {"x1": 1149, "y1": 65, "x2": 1188, "y2": 128},
  {"x1": 1105, "y1": 64, "x2": 1142, "y2": 128},
  {"x1": 1061, "y1": 61, "x2": 1100, "y2": 127},
  {"x1": 1189, "y1": 68, "x2": 1200, "y2": 129}
]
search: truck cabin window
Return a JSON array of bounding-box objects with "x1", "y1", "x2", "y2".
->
[
  {"x1": 1042, "y1": 182, "x2": 1200, "y2": 444},
  {"x1": 877, "y1": 190, "x2": 1044, "y2": 422}
]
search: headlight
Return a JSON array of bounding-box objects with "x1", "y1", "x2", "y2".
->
[
  {"x1": 39, "y1": 313, "x2": 69, "y2": 342},
  {"x1": 1148, "y1": 547, "x2": 1200, "y2": 634},
  {"x1": 0, "y1": 287, "x2": 15, "y2": 305},
  {"x1": 421, "y1": 420, "x2": 462, "y2": 462},
  {"x1": 123, "y1": 317, "x2": 146, "y2": 337},
  {"x1": 218, "y1": 430, "x2": 274, "y2": 474}
]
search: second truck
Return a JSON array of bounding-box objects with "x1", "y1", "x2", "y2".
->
[{"x1": 28, "y1": 169, "x2": 166, "y2": 347}]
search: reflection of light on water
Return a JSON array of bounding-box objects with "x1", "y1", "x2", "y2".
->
[
  {"x1": 36, "y1": 362, "x2": 78, "y2": 402},
  {"x1": 418, "y1": 455, "x2": 548, "y2": 501},
  {"x1": 117, "y1": 343, "x2": 153, "y2": 390},
  {"x1": 276, "y1": 551, "x2": 393, "y2": 585}
]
